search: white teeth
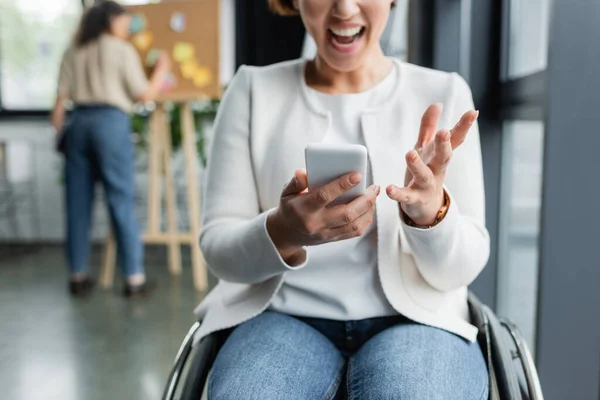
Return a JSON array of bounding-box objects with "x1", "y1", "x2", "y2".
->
[{"x1": 330, "y1": 27, "x2": 362, "y2": 37}]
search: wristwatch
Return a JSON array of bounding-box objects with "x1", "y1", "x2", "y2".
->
[{"x1": 402, "y1": 190, "x2": 451, "y2": 229}]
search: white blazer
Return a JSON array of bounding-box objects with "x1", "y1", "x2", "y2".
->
[{"x1": 194, "y1": 59, "x2": 490, "y2": 344}]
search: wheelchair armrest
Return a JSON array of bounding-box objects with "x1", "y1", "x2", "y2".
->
[
  {"x1": 468, "y1": 291, "x2": 544, "y2": 400},
  {"x1": 499, "y1": 319, "x2": 544, "y2": 400},
  {"x1": 179, "y1": 328, "x2": 225, "y2": 399},
  {"x1": 162, "y1": 322, "x2": 227, "y2": 400}
]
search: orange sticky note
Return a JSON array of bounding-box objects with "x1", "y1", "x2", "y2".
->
[
  {"x1": 132, "y1": 31, "x2": 153, "y2": 52},
  {"x1": 193, "y1": 67, "x2": 212, "y2": 88},
  {"x1": 180, "y1": 59, "x2": 197, "y2": 79}
]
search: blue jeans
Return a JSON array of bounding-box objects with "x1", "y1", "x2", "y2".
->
[
  {"x1": 64, "y1": 105, "x2": 143, "y2": 278},
  {"x1": 208, "y1": 311, "x2": 489, "y2": 400}
]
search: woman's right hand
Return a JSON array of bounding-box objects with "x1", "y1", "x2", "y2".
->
[
  {"x1": 155, "y1": 51, "x2": 171, "y2": 72},
  {"x1": 139, "y1": 52, "x2": 172, "y2": 102},
  {"x1": 267, "y1": 169, "x2": 380, "y2": 264}
]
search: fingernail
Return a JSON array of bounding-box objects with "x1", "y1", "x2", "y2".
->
[
  {"x1": 443, "y1": 130, "x2": 450, "y2": 142},
  {"x1": 388, "y1": 186, "x2": 395, "y2": 195},
  {"x1": 474, "y1": 110, "x2": 480, "y2": 121},
  {"x1": 369, "y1": 185, "x2": 378, "y2": 193},
  {"x1": 350, "y1": 173, "x2": 362, "y2": 184},
  {"x1": 409, "y1": 150, "x2": 418, "y2": 161}
]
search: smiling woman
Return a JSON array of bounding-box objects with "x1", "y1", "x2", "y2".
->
[{"x1": 196, "y1": 0, "x2": 490, "y2": 398}]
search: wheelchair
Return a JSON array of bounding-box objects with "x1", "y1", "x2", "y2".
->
[{"x1": 162, "y1": 293, "x2": 544, "y2": 400}]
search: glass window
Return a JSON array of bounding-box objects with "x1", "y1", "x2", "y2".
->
[
  {"x1": 497, "y1": 120, "x2": 545, "y2": 352},
  {"x1": 505, "y1": 0, "x2": 551, "y2": 79},
  {"x1": 380, "y1": 0, "x2": 409, "y2": 60},
  {"x1": 0, "y1": 0, "x2": 82, "y2": 110}
]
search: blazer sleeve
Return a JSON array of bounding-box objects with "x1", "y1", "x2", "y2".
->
[
  {"x1": 199, "y1": 66, "x2": 308, "y2": 284},
  {"x1": 400, "y1": 73, "x2": 490, "y2": 292}
]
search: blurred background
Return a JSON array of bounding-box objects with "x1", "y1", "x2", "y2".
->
[{"x1": 0, "y1": 0, "x2": 598, "y2": 399}]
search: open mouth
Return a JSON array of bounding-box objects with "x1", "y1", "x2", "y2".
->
[{"x1": 328, "y1": 27, "x2": 366, "y2": 48}]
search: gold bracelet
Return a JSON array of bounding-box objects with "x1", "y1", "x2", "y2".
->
[{"x1": 403, "y1": 190, "x2": 451, "y2": 229}]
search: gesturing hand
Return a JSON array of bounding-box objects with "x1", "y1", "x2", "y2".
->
[
  {"x1": 155, "y1": 51, "x2": 172, "y2": 72},
  {"x1": 267, "y1": 169, "x2": 380, "y2": 263},
  {"x1": 386, "y1": 103, "x2": 479, "y2": 226}
]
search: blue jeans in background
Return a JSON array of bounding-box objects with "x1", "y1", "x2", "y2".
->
[
  {"x1": 208, "y1": 311, "x2": 489, "y2": 400},
  {"x1": 64, "y1": 105, "x2": 143, "y2": 278}
]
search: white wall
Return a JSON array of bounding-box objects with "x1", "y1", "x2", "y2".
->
[
  {"x1": 0, "y1": 121, "x2": 75, "y2": 241},
  {"x1": 219, "y1": 0, "x2": 235, "y2": 84},
  {"x1": 0, "y1": 118, "x2": 213, "y2": 243}
]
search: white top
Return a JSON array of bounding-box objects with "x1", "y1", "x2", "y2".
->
[
  {"x1": 269, "y1": 68, "x2": 398, "y2": 320},
  {"x1": 194, "y1": 59, "x2": 489, "y2": 345}
]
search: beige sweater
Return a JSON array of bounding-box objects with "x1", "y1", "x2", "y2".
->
[{"x1": 58, "y1": 34, "x2": 148, "y2": 113}]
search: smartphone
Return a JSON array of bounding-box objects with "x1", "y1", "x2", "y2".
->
[{"x1": 305, "y1": 143, "x2": 368, "y2": 206}]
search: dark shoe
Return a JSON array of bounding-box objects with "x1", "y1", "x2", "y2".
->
[
  {"x1": 69, "y1": 278, "x2": 95, "y2": 297},
  {"x1": 123, "y1": 280, "x2": 156, "y2": 298}
]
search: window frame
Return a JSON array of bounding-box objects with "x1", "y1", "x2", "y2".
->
[
  {"x1": 499, "y1": 0, "x2": 549, "y2": 119},
  {"x1": 409, "y1": 0, "x2": 550, "y2": 330},
  {"x1": 494, "y1": 0, "x2": 549, "y2": 359}
]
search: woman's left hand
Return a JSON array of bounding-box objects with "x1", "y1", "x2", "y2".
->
[{"x1": 386, "y1": 103, "x2": 479, "y2": 226}]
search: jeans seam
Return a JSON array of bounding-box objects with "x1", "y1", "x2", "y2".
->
[
  {"x1": 346, "y1": 356, "x2": 356, "y2": 400},
  {"x1": 207, "y1": 371, "x2": 214, "y2": 400},
  {"x1": 322, "y1": 358, "x2": 345, "y2": 400}
]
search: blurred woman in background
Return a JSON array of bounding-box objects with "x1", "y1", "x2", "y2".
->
[{"x1": 51, "y1": 0, "x2": 170, "y2": 298}]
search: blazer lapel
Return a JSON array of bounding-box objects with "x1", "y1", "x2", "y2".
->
[{"x1": 361, "y1": 106, "x2": 415, "y2": 255}]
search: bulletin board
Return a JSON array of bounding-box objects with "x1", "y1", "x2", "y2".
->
[{"x1": 126, "y1": 0, "x2": 220, "y2": 101}]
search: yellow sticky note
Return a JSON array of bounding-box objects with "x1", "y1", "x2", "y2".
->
[
  {"x1": 180, "y1": 59, "x2": 197, "y2": 79},
  {"x1": 132, "y1": 31, "x2": 153, "y2": 52},
  {"x1": 193, "y1": 67, "x2": 212, "y2": 88},
  {"x1": 173, "y1": 42, "x2": 195, "y2": 63}
]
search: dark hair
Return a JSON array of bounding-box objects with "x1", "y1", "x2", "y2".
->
[
  {"x1": 267, "y1": 0, "x2": 397, "y2": 16},
  {"x1": 75, "y1": 0, "x2": 127, "y2": 47},
  {"x1": 267, "y1": 0, "x2": 298, "y2": 16}
]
